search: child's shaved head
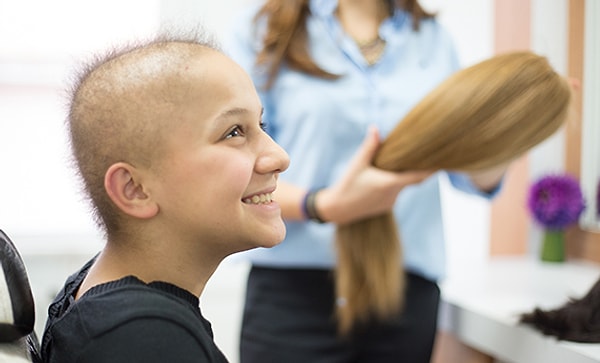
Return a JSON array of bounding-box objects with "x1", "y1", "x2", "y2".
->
[{"x1": 67, "y1": 32, "x2": 220, "y2": 235}]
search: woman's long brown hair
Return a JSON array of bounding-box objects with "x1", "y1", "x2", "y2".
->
[{"x1": 335, "y1": 51, "x2": 572, "y2": 334}]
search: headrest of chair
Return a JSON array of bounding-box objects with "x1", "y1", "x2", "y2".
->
[{"x1": 0, "y1": 230, "x2": 35, "y2": 343}]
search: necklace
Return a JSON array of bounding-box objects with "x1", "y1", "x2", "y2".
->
[{"x1": 356, "y1": 36, "x2": 386, "y2": 65}]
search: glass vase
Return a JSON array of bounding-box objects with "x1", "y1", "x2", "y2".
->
[{"x1": 541, "y1": 229, "x2": 565, "y2": 262}]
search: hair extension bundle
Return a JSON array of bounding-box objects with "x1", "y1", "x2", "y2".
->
[
  {"x1": 520, "y1": 277, "x2": 600, "y2": 342},
  {"x1": 334, "y1": 51, "x2": 573, "y2": 334}
]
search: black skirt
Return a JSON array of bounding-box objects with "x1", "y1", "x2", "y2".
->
[{"x1": 240, "y1": 266, "x2": 440, "y2": 363}]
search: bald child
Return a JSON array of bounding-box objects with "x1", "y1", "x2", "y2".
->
[{"x1": 40, "y1": 33, "x2": 290, "y2": 363}]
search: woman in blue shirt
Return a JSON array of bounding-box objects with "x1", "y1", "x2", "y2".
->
[{"x1": 225, "y1": 0, "x2": 506, "y2": 361}]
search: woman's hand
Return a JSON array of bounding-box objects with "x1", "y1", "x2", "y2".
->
[{"x1": 317, "y1": 126, "x2": 432, "y2": 224}]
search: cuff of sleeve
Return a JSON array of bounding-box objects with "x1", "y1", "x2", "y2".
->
[{"x1": 446, "y1": 172, "x2": 503, "y2": 199}]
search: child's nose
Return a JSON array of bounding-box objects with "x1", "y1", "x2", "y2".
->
[{"x1": 256, "y1": 135, "x2": 290, "y2": 174}]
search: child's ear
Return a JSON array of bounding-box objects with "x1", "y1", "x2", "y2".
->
[{"x1": 104, "y1": 162, "x2": 159, "y2": 219}]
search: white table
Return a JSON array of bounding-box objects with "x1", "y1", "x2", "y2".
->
[{"x1": 439, "y1": 256, "x2": 600, "y2": 363}]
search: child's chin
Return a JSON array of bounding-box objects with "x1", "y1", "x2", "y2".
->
[{"x1": 261, "y1": 228, "x2": 287, "y2": 249}]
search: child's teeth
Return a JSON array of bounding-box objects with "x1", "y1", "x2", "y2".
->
[{"x1": 244, "y1": 193, "x2": 273, "y2": 204}]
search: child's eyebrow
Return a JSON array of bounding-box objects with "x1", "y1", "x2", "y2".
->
[
  {"x1": 216, "y1": 107, "x2": 264, "y2": 120},
  {"x1": 218, "y1": 107, "x2": 248, "y2": 119}
]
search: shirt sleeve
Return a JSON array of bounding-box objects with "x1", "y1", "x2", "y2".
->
[
  {"x1": 77, "y1": 318, "x2": 222, "y2": 363},
  {"x1": 446, "y1": 171, "x2": 503, "y2": 199}
]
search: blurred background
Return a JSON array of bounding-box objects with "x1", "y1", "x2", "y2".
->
[{"x1": 1, "y1": 1, "x2": 597, "y2": 362}]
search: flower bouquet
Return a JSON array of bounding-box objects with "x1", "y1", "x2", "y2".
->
[{"x1": 527, "y1": 174, "x2": 586, "y2": 262}]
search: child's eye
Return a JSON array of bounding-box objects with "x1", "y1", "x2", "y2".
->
[
  {"x1": 225, "y1": 125, "x2": 244, "y2": 139},
  {"x1": 259, "y1": 121, "x2": 267, "y2": 132}
]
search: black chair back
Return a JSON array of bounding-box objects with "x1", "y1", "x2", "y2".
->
[{"x1": 0, "y1": 230, "x2": 41, "y2": 362}]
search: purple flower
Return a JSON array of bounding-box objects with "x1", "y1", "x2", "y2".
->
[{"x1": 527, "y1": 174, "x2": 586, "y2": 230}]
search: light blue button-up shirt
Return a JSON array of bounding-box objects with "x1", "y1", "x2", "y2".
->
[{"x1": 225, "y1": 0, "x2": 498, "y2": 281}]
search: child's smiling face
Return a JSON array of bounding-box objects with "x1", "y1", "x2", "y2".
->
[{"x1": 147, "y1": 49, "x2": 290, "y2": 255}]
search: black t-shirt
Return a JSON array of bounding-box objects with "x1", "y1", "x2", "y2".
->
[{"x1": 41, "y1": 258, "x2": 229, "y2": 363}]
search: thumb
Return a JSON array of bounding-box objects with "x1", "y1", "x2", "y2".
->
[
  {"x1": 341, "y1": 126, "x2": 382, "y2": 182},
  {"x1": 355, "y1": 125, "x2": 381, "y2": 166}
]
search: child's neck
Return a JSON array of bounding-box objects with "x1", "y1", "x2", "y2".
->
[{"x1": 75, "y1": 241, "x2": 218, "y2": 300}]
